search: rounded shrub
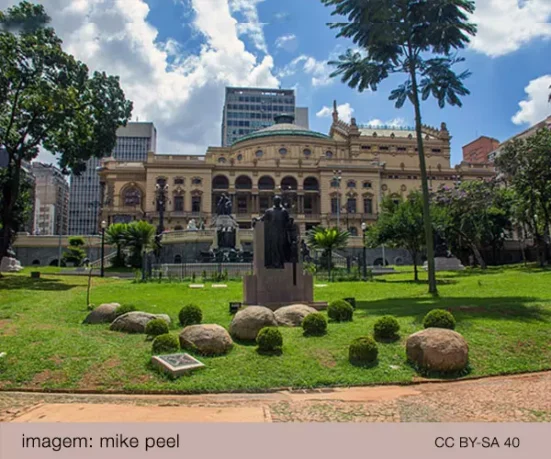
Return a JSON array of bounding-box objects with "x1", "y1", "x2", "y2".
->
[
  {"x1": 349, "y1": 337, "x2": 378, "y2": 365},
  {"x1": 179, "y1": 304, "x2": 202, "y2": 327},
  {"x1": 256, "y1": 327, "x2": 283, "y2": 353},
  {"x1": 114, "y1": 304, "x2": 136, "y2": 318},
  {"x1": 423, "y1": 309, "x2": 456, "y2": 330},
  {"x1": 302, "y1": 313, "x2": 327, "y2": 336},
  {"x1": 327, "y1": 299, "x2": 354, "y2": 322},
  {"x1": 151, "y1": 333, "x2": 179, "y2": 354},
  {"x1": 145, "y1": 318, "x2": 169, "y2": 337},
  {"x1": 373, "y1": 315, "x2": 400, "y2": 341}
]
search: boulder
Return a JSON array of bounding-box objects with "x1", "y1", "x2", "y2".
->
[
  {"x1": 406, "y1": 328, "x2": 468, "y2": 372},
  {"x1": 110, "y1": 312, "x2": 171, "y2": 334},
  {"x1": 229, "y1": 306, "x2": 277, "y2": 341},
  {"x1": 83, "y1": 303, "x2": 120, "y2": 324},
  {"x1": 179, "y1": 324, "x2": 233, "y2": 356},
  {"x1": 274, "y1": 304, "x2": 318, "y2": 327}
]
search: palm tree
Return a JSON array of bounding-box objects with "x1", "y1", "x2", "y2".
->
[
  {"x1": 320, "y1": 0, "x2": 477, "y2": 294},
  {"x1": 306, "y1": 226, "x2": 350, "y2": 281},
  {"x1": 124, "y1": 221, "x2": 155, "y2": 268},
  {"x1": 105, "y1": 223, "x2": 128, "y2": 268}
]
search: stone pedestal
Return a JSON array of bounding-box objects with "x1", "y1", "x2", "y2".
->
[
  {"x1": 0, "y1": 256, "x2": 23, "y2": 273},
  {"x1": 243, "y1": 221, "x2": 326, "y2": 310},
  {"x1": 210, "y1": 215, "x2": 241, "y2": 251},
  {"x1": 423, "y1": 256, "x2": 465, "y2": 271}
]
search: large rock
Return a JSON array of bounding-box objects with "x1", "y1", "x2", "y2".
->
[
  {"x1": 110, "y1": 312, "x2": 171, "y2": 334},
  {"x1": 406, "y1": 328, "x2": 469, "y2": 372},
  {"x1": 179, "y1": 324, "x2": 233, "y2": 356},
  {"x1": 83, "y1": 303, "x2": 121, "y2": 324},
  {"x1": 274, "y1": 304, "x2": 318, "y2": 327},
  {"x1": 229, "y1": 306, "x2": 277, "y2": 341}
]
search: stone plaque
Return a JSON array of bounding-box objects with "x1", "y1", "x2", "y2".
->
[{"x1": 151, "y1": 353, "x2": 205, "y2": 377}]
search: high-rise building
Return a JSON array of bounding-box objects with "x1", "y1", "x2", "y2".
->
[
  {"x1": 31, "y1": 162, "x2": 70, "y2": 235},
  {"x1": 68, "y1": 122, "x2": 157, "y2": 235},
  {"x1": 221, "y1": 87, "x2": 308, "y2": 146}
]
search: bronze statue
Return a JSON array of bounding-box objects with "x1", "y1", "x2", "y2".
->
[{"x1": 256, "y1": 195, "x2": 297, "y2": 269}]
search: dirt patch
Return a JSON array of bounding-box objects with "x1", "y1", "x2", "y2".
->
[
  {"x1": 0, "y1": 319, "x2": 16, "y2": 336},
  {"x1": 29, "y1": 369, "x2": 67, "y2": 389},
  {"x1": 310, "y1": 349, "x2": 337, "y2": 368},
  {"x1": 78, "y1": 358, "x2": 124, "y2": 390}
]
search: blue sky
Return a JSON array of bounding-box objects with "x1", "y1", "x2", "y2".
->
[{"x1": 1, "y1": 0, "x2": 549, "y2": 166}]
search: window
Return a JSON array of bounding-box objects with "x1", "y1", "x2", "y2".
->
[
  {"x1": 255, "y1": 150, "x2": 263, "y2": 158},
  {"x1": 361, "y1": 145, "x2": 371, "y2": 150},
  {"x1": 192, "y1": 177, "x2": 202, "y2": 185},
  {"x1": 397, "y1": 147, "x2": 406, "y2": 151},
  {"x1": 364, "y1": 198, "x2": 373, "y2": 214},
  {"x1": 191, "y1": 196, "x2": 201, "y2": 213},
  {"x1": 237, "y1": 196, "x2": 248, "y2": 213},
  {"x1": 331, "y1": 178, "x2": 340, "y2": 188},
  {"x1": 379, "y1": 146, "x2": 389, "y2": 151},
  {"x1": 326, "y1": 150, "x2": 333, "y2": 158},
  {"x1": 237, "y1": 154, "x2": 243, "y2": 161},
  {"x1": 303, "y1": 149, "x2": 312, "y2": 157},
  {"x1": 346, "y1": 198, "x2": 357, "y2": 214},
  {"x1": 123, "y1": 187, "x2": 141, "y2": 206},
  {"x1": 363, "y1": 181, "x2": 372, "y2": 189},
  {"x1": 174, "y1": 177, "x2": 184, "y2": 185},
  {"x1": 218, "y1": 157, "x2": 227, "y2": 163},
  {"x1": 347, "y1": 180, "x2": 356, "y2": 188},
  {"x1": 173, "y1": 195, "x2": 184, "y2": 212},
  {"x1": 432, "y1": 148, "x2": 442, "y2": 153},
  {"x1": 331, "y1": 197, "x2": 339, "y2": 214},
  {"x1": 349, "y1": 227, "x2": 358, "y2": 236},
  {"x1": 259, "y1": 196, "x2": 270, "y2": 212},
  {"x1": 174, "y1": 255, "x2": 182, "y2": 263},
  {"x1": 279, "y1": 148, "x2": 287, "y2": 155}
]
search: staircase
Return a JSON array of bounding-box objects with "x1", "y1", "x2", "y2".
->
[{"x1": 89, "y1": 251, "x2": 117, "y2": 269}]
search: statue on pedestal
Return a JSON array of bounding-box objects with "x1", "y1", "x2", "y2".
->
[{"x1": 187, "y1": 219, "x2": 198, "y2": 231}]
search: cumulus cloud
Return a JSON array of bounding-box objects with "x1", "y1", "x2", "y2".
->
[
  {"x1": 511, "y1": 74, "x2": 551, "y2": 125},
  {"x1": 278, "y1": 54, "x2": 333, "y2": 87},
  {"x1": 229, "y1": 0, "x2": 268, "y2": 53},
  {"x1": 0, "y1": 0, "x2": 279, "y2": 159},
  {"x1": 316, "y1": 103, "x2": 354, "y2": 123},
  {"x1": 470, "y1": 0, "x2": 551, "y2": 57},
  {"x1": 275, "y1": 33, "x2": 298, "y2": 52},
  {"x1": 364, "y1": 118, "x2": 407, "y2": 128}
]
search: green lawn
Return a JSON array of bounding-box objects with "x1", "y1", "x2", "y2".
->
[{"x1": 0, "y1": 264, "x2": 550, "y2": 393}]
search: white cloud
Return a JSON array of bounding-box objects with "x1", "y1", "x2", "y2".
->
[
  {"x1": 364, "y1": 118, "x2": 407, "y2": 128},
  {"x1": 512, "y1": 74, "x2": 551, "y2": 125},
  {"x1": 470, "y1": 0, "x2": 551, "y2": 57},
  {"x1": 0, "y1": 0, "x2": 279, "y2": 157},
  {"x1": 275, "y1": 33, "x2": 298, "y2": 52},
  {"x1": 316, "y1": 103, "x2": 354, "y2": 123},
  {"x1": 229, "y1": 0, "x2": 267, "y2": 53},
  {"x1": 278, "y1": 54, "x2": 333, "y2": 87}
]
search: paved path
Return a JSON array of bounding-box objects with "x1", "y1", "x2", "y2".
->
[{"x1": 2, "y1": 371, "x2": 551, "y2": 422}]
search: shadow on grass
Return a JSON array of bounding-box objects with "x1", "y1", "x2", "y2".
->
[
  {"x1": 374, "y1": 278, "x2": 458, "y2": 285},
  {"x1": 356, "y1": 296, "x2": 549, "y2": 323},
  {"x1": 256, "y1": 348, "x2": 283, "y2": 356},
  {"x1": 349, "y1": 359, "x2": 378, "y2": 369},
  {"x1": 374, "y1": 335, "x2": 401, "y2": 344},
  {"x1": 0, "y1": 276, "x2": 80, "y2": 291},
  {"x1": 407, "y1": 361, "x2": 472, "y2": 380}
]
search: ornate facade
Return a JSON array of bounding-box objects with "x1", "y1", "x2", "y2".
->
[{"x1": 98, "y1": 103, "x2": 494, "y2": 237}]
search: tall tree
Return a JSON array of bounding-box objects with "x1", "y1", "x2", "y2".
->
[
  {"x1": 125, "y1": 221, "x2": 156, "y2": 268},
  {"x1": 431, "y1": 179, "x2": 513, "y2": 268},
  {"x1": 0, "y1": 2, "x2": 132, "y2": 268},
  {"x1": 105, "y1": 223, "x2": 128, "y2": 268},
  {"x1": 306, "y1": 226, "x2": 350, "y2": 281},
  {"x1": 366, "y1": 192, "x2": 425, "y2": 281},
  {"x1": 320, "y1": 0, "x2": 477, "y2": 294},
  {"x1": 494, "y1": 128, "x2": 551, "y2": 266}
]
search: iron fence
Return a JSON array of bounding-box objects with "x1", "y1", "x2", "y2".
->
[{"x1": 149, "y1": 261, "x2": 253, "y2": 281}]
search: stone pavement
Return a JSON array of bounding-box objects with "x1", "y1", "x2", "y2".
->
[{"x1": 1, "y1": 371, "x2": 551, "y2": 422}]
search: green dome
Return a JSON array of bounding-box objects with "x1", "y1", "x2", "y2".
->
[{"x1": 232, "y1": 114, "x2": 331, "y2": 146}]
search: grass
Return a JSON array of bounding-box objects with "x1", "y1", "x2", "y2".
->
[{"x1": 0, "y1": 264, "x2": 550, "y2": 394}]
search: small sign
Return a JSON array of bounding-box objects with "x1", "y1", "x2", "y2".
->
[
  {"x1": 229, "y1": 302, "x2": 242, "y2": 314},
  {"x1": 315, "y1": 284, "x2": 328, "y2": 288},
  {"x1": 189, "y1": 284, "x2": 205, "y2": 289},
  {"x1": 344, "y1": 297, "x2": 356, "y2": 308},
  {"x1": 212, "y1": 284, "x2": 228, "y2": 288},
  {"x1": 151, "y1": 353, "x2": 205, "y2": 378}
]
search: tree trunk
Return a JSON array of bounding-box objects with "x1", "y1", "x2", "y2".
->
[
  {"x1": 408, "y1": 50, "x2": 437, "y2": 295},
  {"x1": 411, "y1": 251, "x2": 419, "y2": 281},
  {"x1": 470, "y1": 243, "x2": 486, "y2": 269},
  {"x1": 328, "y1": 248, "x2": 332, "y2": 282},
  {"x1": 0, "y1": 157, "x2": 22, "y2": 274}
]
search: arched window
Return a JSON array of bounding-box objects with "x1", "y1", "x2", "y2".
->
[
  {"x1": 174, "y1": 177, "x2": 184, "y2": 185},
  {"x1": 32, "y1": 259, "x2": 40, "y2": 265},
  {"x1": 346, "y1": 180, "x2": 356, "y2": 188},
  {"x1": 174, "y1": 255, "x2": 182, "y2": 264},
  {"x1": 255, "y1": 149, "x2": 263, "y2": 158},
  {"x1": 237, "y1": 154, "x2": 243, "y2": 161},
  {"x1": 348, "y1": 227, "x2": 358, "y2": 236},
  {"x1": 303, "y1": 149, "x2": 312, "y2": 157},
  {"x1": 212, "y1": 175, "x2": 229, "y2": 190},
  {"x1": 303, "y1": 177, "x2": 319, "y2": 191},
  {"x1": 218, "y1": 157, "x2": 227, "y2": 164},
  {"x1": 281, "y1": 176, "x2": 298, "y2": 190},
  {"x1": 363, "y1": 181, "x2": 372, "y2": 189},
  {"x1": 258, "y1": 176, "x2": 275, "y2": 190},
  {"x1": 192, "y1": 177, "x2": 202, "y2": 185},
  {"x1": 123, "y1": 187, "x2": 141, "y2": 206},
  {"x1": 279, "y1": 148, "x2": 288, "y2": 155},
  {"x1": 235, "y1": 175, "x2": 252, "y2": 190},
  {"x1": 325, "y1": 150, "x2": 333, "y2": 158}
]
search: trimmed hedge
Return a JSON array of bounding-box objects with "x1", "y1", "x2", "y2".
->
[
  {"x1": 349, "y1": 337, "x2": 378, "y2": 365},
  {"x1": 151, "y1": 334, "x2": 179, "y2": 354},
  {"x1": 327, "y1": 300, "x2": 354, "y2": 322},
  {"x1": 179, "y1": 304, "x2": 202, "y2": 327},
  {"x1": 302, "y1": 313, "x2": 328, "y2": 336},
  {"x1": 256, "y1": 327, "x2": 283, "y2": 353},
  {"x1": 423, "y1": 309, "x2": 456, "y2": 330},
  {"x1": 373, "y1": 315, "x2": 400, "y2": 340},
  {"x1": 114, "y1": 304, "x2": 136, "y2": 318},
  {"x1": 145, "y1": 318, "x2": 169, "y2": 337}
]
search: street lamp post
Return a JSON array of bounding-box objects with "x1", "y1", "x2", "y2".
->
[
  {"x1": 155, "y1": 183, "x2": 169, "y2": 235},
  {"x1": 100, "y1": 220, "x2": 107, "y2": 277},
  {"x1": 333, "y1": 169, "x2": 342, "y2": 229},
  {"x1": 361, "y1": 222, "x2": 368, "y2": 281}
]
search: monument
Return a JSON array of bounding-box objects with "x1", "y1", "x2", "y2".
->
[
  {"x1": 423, "y1": 233, "x2": 465, "y2": 271},
  {"x1": 0, "y1": 246, "x2": 23, "y2": 273},
  {"x1": 243, "y1": 195, "x2": 326, "y2": 310},
  {"x1": 211, "y1": 193, "x2": 240, "y2": 252}
]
